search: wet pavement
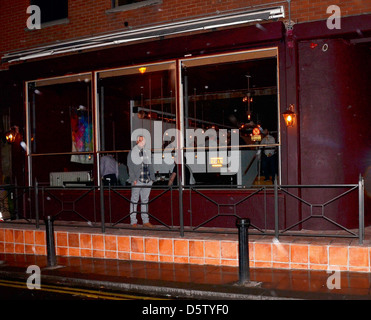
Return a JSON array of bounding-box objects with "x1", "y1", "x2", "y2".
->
[{"x1": 1, "y1": 253, "x2": 371, "y2": 300}]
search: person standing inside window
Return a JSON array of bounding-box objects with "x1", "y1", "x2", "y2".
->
[
  {"x1": 127, "y1": 136, "x2": 155, "y2": 228},
  {"x1": 260, "y1": 129, "x2": 277, "y2": 182}
]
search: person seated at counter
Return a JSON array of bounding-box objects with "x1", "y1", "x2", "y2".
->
[
  {"x1": 168, "y1": 160, "x2": 195, "y2": 186},
  {"x1": 100, "y1": 154, "x2": 119, "y2": 186}
]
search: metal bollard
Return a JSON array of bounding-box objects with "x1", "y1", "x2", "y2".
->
[
  {"x1": 236, "y1": 218, "x2": 251, "y2": 284},
  {"x1": 44, "y1": 215, "x2": 57, "y2": 267}
]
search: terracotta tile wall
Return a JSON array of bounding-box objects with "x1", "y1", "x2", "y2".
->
[{"x1": 0, "y1": 227, "x2": 370, "y2": 272}]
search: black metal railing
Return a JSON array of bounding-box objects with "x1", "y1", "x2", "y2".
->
[{"x1": 0, "y1": 176, "x2": 365, "y2": 244}]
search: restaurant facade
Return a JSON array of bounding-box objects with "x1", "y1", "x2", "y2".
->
[{"x1": 0, "y1": 0, "x2": 370, "y2": 233}]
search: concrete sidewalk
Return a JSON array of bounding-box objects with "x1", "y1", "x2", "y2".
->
[{"x1": 0, "y1": 253, "x2": 371, "y2": 300}]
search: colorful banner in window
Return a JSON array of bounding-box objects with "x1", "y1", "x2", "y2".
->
[{"x1": 71, "y1": 107, "x2": 93, "y2": 164}]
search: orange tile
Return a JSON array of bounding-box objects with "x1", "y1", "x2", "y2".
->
[
  {"x1": 131, "y1": 252, "x2": 145, "y2": 261},
  {"x1": 34, "y1": 245, "x2": 46, "y2": 255},
  {"x1": 273, "y1": 262, "x2": 290, "y2": 269},
  {"x1": 80, "y1": 234, "x2": 92, "y2": 249},
  {"x1": 93, "y1": 250, "x2": 105, "y2": 258},
  {"x1": 0, "y1": 243, "x2": 4, "y2": 253},
  {"x1": 189, "y1": 257, "x2": 204, "y2": 265},
  {"x1": 118, "y1": 252, "x2": 130, "y2": 260},
  {"x1": 145, "y1": 238, "x2": 159, "y2": 254},
  {"x1": 291, "y1": 263, "x2": 309, "y2": 270},
  {"x1": 329, "y1": 246, "x2": 348, "y2": 266},
  {"x1": 68, "y1": 233, "x2": 80, "y2": 248},
  {"x1": 56, "y1": 247, "x2": 68, "y2": 256},
  {"x1": 131, "y1": 237, "x2": 144, "y2": 253},
  {"x1": 14, "y1": 230, "x2": 24, "y2": 244},
  {"x1": 272, "y1": 243, "x2": 290, "y2": 263},
  {"x1": 105, "y1": 250, "x2": 118, "y2": 259},
  {"x1": 25, "y1": 245, "x2": 35, "y2": 254},
  {"x1": 145, "y1": 254, "x2": 159, "y2": 262},
  {"x1": 349, "y1": 247, "x2": 369, "y2": 267},
  {"x1": 159, "y1": 255, "x2": 173, "y2": 263},
  {"x1": 80, "y1": 249, "x2": 93, "y2": 257},
  {"x1": 221, "y1": 241, "x2": 237, "y2": 259},
  {"x1": 328, "y1": 265, "x2": 348, "y2": 271},
  {"x1": 221, "y1": 259, "x2": 238, "y2": 267},
  {"x1": 291, "y1": 244, "x2": 309, "y2": 264},
  {"x1": 4, "y1": 229, "x2": 14, "y2": 243},
  {"x1": 205, "y1": 258, "x2": 221, "y2": 265},
  {"x1": 68, "y1": 247, "x2": 80, "y2": 256},
  {"x1": 159, "y1": 239, "x2": 173, "y2": 255},
  {"x1": 189, "y1": 240, "x2": 204, "y2": 257},
  {"x1": 0, "y1": 229, "x2": 4, "y2": 242},
  {"x1": 205, "y1": 241, "x2": 220, "y2": 259},
  {"x1": 34, "y1": 231, "x2": 45, "y2": 245},
  {"x1": 117, "y1": 236, "x2": 130, "y2": 252},
  {"x1": 309, "y1": 245, "x2": 328, "y2": 265},
  {"x1": 249, "y1": 243, "x2": 254, "y2": 260},
  {"x1": 174, "y1": 256, "x2": 188, "y2": 263},
  {"x1": 349, "y1": 266, "x2": 370, "y2": 272},
  {"x1": 174, "y1": 239, "x2": 188, "y2": 256},
  {"x1": 56, "y1": 232, "x2": 67, "y2": 247},
  {"x1": 5, "y1": 243, "x2": 14, "y2": 253},
  {"x1": 92, "y1": 235, "x2": 104, "y2": 250},
  {"x1": 104, "y1": 235, "x2": 117, "y2": 251},
  {"x1": 255, "y1": 261, "x2": 272, "y2": 268},
  {"x1": 309, "y1": 264, "x2": 328, "y2": 270},
  {"x1": 254, "y1": 243, "x2": 272, "y2": 262},
  {"x1": 24, "y1": 230, "x2": 34, "y2": 244},
  {"x1": 14, "y1": 244, "x2": 24, "y2": 254}
]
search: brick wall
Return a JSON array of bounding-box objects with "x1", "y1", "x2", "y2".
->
[{"x1": 1, "y1": 0, "x2": 370, "y2": 71}]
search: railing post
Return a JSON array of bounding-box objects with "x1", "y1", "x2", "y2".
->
[
  {"x1": 100, "y1": 179, "x2": 105, "y2": 234},
  {"x1": 35, "y1": 180, "x2": 40, "y2": 229},
  {"x1": 178, "y1": 173, "x2": 184, "y2": 238},
  {"x1": 274, "y1": 176, "x2": 279, "y2": 239},
  {"x1": 359, "y1": 175, "x2": 364, "y2": 245},
  {"x1": 236, "y1": 218, "x2": 250, "y2": 284},
  {"x1": 44, "y1": 215, "x2": 57, "y2": 267}
]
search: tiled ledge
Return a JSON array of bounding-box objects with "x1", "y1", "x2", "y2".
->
[{"x1": 0, "y1": 226, "x2": 370, "y2": 273}]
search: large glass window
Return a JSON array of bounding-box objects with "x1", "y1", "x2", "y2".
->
[
  {"x1": 97, "y1": 62, "x2": 177, "y2": 184},
  {"x1": 27, "y1": 74, "x2": 94, "y2": 186},
  {"x1": 180, "y1": 49, "x2": 280, "y2": 187}
]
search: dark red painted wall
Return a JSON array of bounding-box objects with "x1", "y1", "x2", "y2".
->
[{"x1": 298, "y1": 38, "x2": 371, "y2": 229}]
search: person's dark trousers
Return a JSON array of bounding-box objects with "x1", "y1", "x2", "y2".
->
[
  {"x1": 103, "y1": 174, "x2": 117, "y2": 186},
  {"x1": 262, "y1": 154, "x2": 277, "y2": 181}
]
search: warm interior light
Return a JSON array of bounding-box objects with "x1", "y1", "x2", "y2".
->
[
  {"x1": 282, "y1": 104, "x2": 296, "y2": 127},
  {"x1": 139, "y1": 67, "x2": 147, "y2": 74},
  {"x1": 5, "y1": 126, "x2": 19, "y2": 143},
  {"x1": 251, "y1": 126, "x2": 262, "y2": 142},
  {"x1": 210, "y1": 157, "x2": 223, "y2": 167}
]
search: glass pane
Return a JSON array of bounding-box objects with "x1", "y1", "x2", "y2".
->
[
  {"x1": 31, "y1": 154, "x2": 94, "y2": 186},
  {"x1": 29, "y1": 75, "x2": 93, "y2": 156},
  {"x1": 98, "y1": 63, "x2": 177, "y2": 185},
  {"x1": 98, "y1": 63, "x2": 176, "y2": 152},
  {"x1": 182, "y1": 55, "x2": 279, "y2": 187}
]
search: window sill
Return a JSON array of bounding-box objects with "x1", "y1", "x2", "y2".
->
[
  {"x1": 106, "y1": 0, "x2": 162, "y2": 13},
  {"x1": 25, "y1": 18, "x2": 69, "y2": 31}
]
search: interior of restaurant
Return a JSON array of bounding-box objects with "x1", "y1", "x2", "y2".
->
[{"x1": 27, "y1": 50, "x2": 279, "y2": 187}]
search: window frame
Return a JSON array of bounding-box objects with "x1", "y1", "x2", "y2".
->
[
  {"x1": 25, "y1": 72, "x2": 94, "y2": 186},
  {"x1": 178, "y1": 47, "x2": 282, "y2": 186},
  {"x1": 107, "y1": 0, "x2": 162, "y2": 13},
  {"x1": 29, "y1": 0, "x2": 68, "y2": 25}
]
